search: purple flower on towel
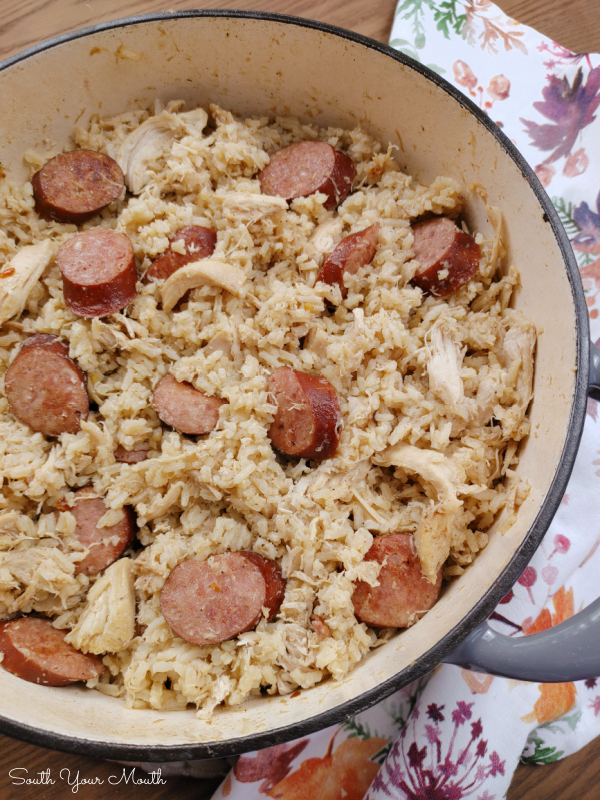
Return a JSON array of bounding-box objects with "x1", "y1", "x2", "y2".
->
[
  {"x1": 366, "y1": 701, "x2": 502, "y2": 799},
  {"x1": 521, "y1": 67, "x2": 600, "y2": 164}
]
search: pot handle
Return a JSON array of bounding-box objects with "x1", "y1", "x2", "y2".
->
[{"x1": 444, "y1": 341, "x2": 600, "y2": 681}]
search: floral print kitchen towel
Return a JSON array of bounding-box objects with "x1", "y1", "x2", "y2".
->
[{"x1": 210, "y1": 3, "x2": 600, "y2": 798}]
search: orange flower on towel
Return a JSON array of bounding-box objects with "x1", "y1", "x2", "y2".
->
[
  {"x1": 267, "y1": 732, "x2": 388, "y2": 800},
  {"x1": 521, "y1": 587, "x2": 577, "y2": 724}
]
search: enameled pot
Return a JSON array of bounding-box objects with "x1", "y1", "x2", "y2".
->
[{"x1": 1, "y1": 10, "x2": 599, "y2": 762}]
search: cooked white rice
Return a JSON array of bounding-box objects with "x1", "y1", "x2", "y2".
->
[{"x1": 0, "y1": 100, "x2": 534, "y2": 719}]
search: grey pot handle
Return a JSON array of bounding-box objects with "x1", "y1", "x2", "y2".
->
[
  {"x1": 445, "y1": 341, "x2": 600, "y2": 681},
  {"x1": 445, "y1": 596, "x2": 600, "y2": 681}
]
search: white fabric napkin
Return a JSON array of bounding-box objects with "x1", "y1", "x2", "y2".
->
[{"x1": 206, "y1": 3, "x2": 600, "y2": 798}]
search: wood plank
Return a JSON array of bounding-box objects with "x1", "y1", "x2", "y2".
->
[
  {"x1": 0, "y1": 733, "x2": 221, "y2": 800},
  {"x1": 508, "y1": 734, "x2": 600, "y2": 800},
  {"x1": 497, "y1": 0, "x2": 600, "y2": 54},
  {"x1": 0, "y1": 2, "x2": 598, "y2": 799}
]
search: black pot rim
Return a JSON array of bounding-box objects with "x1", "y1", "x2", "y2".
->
[{"x1": 0, "y1": 8, "x2": 589, "y2": 762}]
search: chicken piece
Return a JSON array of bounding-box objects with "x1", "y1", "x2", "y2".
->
[
  {"x1": 304, "y1": 326, "x2": 330, "y2": 360},
  {"x1": 0, "y1": 241, "x2": 54, "y2": 325},
  {"x1": 161, "y1": 260, "x2": 246, "y2": 311},
  {"x1": 308, "y1": 218, "x2": 344, "y2": 261},
  {"x1": 414, "y1": 505, "x2": 453, "y2": 583},
  {"x1": 474, "y1": 363, "x2": 504, "y2": 426},
  {"x1": 204, "y1": 334, "x2": 233, "y2": 358},
  {"x1": 222, "y1": 192, "x2": 287, "y2": 220},
  {"x1": 65, "y1": 558, "x2": 135, "y2": 654},
  {"x1": 117, "y1": 108, "x2": 208, "y2": 194},
  {"x1": 495, "y1": 318, "x2": 536, "y2": 438},
  {"x1": 0, "y1": 547, "x2": 81, "y2": 617},
  {"x1": 290, "y1": 460, "x2": 371, "y2": 504},
  {"x1": 427, "y1": 325, "x2": 476, "y2": 422},
  {"x1": 373, "y1": 442, "x2": 464, "y2": 514}
]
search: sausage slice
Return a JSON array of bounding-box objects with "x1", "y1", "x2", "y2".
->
[
  {"x1": 258, "y1": 142, "x2": 356, "y2": 210},
  {"x1": 0, "y1": 617, "x2": 105, "y2": 686},
  {"x1": 352, "y1": 533, "x2": 442, "y2": 628},
  {"x1": 241, "y1": 552, "x2": 286, "y2": 619},
  {"x1": 268, "y1": 367, "x2": 341, "y2": 461},
  {"x1": 57, "y1": 229, "x2": 137, "y2": 318},
  {"x1": 70, "y1": 487, "x2": 135, "y2": 576},
  {"x1": 143, "y1": 226, "x2": 217, "y2": 284},
  {"x1": 160, "y1": 552, "x2": 285, "y2": 646},
  {"x1": 411, "y1": 216, "x2": 481, "y2": 296},
  {"x1": 32, "y1": 150, "x2": 124, "y2": 224},
  {"x1": 316, "y1": 223, "x2": 380, "y2": 298},
  {"x1": 114, "y1": 445, "x2": 149, "y2": 464},
  {"x1": 5, "y1": 334, "x2": 89, "y2": 437},
  {"x1": 152, "y1": 374, "x2": 225, "y2": 435}
]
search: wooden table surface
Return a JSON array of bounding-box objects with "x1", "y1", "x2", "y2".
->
[{"x1": 0, "y1": 1, "x2": 599, "y2": 798}]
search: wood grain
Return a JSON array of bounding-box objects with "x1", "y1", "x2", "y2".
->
[
  {"x1": 0, "y1": 1, "x2": 598, "y2": 799},
  {"x1": 0, "y1": 733, "x2": 221, "y2": 800}
]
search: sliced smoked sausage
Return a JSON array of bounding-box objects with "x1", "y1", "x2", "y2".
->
[
  {"x1": 32, "y1": 150, "x2": 124, "y2": 224},
  {"x1": 0, "y1": 617, "x2": 105, "y2": 686},
  {"x1": 57, "y1": 229, "x2": 137, "y2": 318},
  {"x1": 114, "y1": 445, "x2": 149, "y2": 464},
  {"x1": 411, "y1": 216, "x2": 481, "y2": 296},
  {"x1": 258, "y1": 142, "x2": 356, "y2": 210},
  {"x1": 143, "y1": 226, "x2": 217, "y2": 284},
  {"x1": 352, "y1": 533, "x2": 442, "y2": 628},
  {"x1": 152, "y1": 374, "x2": 224, "y2": 435},
  {"x1": 160, "y1": 552, "x2": 285, "y2": 646},
  {"x1": 5, "y1": 334, "x2": 89, "y2": 437},
  {"x1": 70, "y1": 486, "x2": 135, "y2": 576},
  {"x1": 268, "y1": 367, "x2": 341, "y2": 461},
  {"x1": 316, "y1": 223, "x2": 380, "y2": 298},
  {"x1": 241, "y1": 552, "x2": 286, "y2": 619}
]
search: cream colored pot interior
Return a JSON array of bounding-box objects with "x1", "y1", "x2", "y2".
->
[{"x1": 0, "y1": 15, "x2": 578, "y2": 752}]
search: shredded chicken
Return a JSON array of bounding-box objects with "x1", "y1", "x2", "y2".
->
[
  {"x1": 65, "y1": 558, "x2": 135, "y2": 654},
  {"x1": 374, "y1": 442, "x2": 465, "y2": 513},
  {"x1": 495, "y1": 318, "x2": 536, "y2": 438},
  {"x1": 204, "y1": 334, "x2": 233, "y2": 357},
  {"x1": 427, "y1": 325, "x2": 476, "y2": 422},
  {"x1": 414, "y1": 504, "x2": 454, "y2": 582},
  {"x1": 304, "y1": 326, "x2": 330, "y2": 359},
  {"x1": 117, "y1": 108, "x2": 208, "y2": 193},
  {"x1": 474, "y1": 363, "x2": 504, "y2": 426},
  {"x1": 308, "y1": 218, "x2": 344, "y2": 259},
  {"x1": 372, "y1": 442, "x2": 487, "y2": 580},
  {"x1": 222, "y1": 192, "x2": 287, "y2": 220},
  {"x1": 291, "y1": 460, "x2": 371, "y2": 503},
  {"x1": 0, "y1": 240, "x2": 54, "y2": 325},
  {"x1": 161, "y1": 260, "x2": 246, "y2": 311},
  {"x1": 0, "y1": 547, "x2": 81, "y2": 617}
]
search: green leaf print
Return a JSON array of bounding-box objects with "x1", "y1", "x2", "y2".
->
[
  {"x1": 521, "y1": 732, "x2": 564, "y2": 765},
  {"x1": 521, "y1": 745, "x2": 565, "y2": 765},
  {"x1": 552, "y1": 195, "x2": 597, "y2": 270},
  {"x1": 537, "y1": 709, "x2": 583, "y2": 736},
  {"x1": 343, "y1": 717, "x2": 373, "y2": 740},
  {"x1": 373, "y1": 743, "x2": 393, "y2": 765},
  {"x1": 384, "y1": 681, "x2": 427, "y2": 731},
  {"x1": 432, "y1": 0, "x2": 467, "y2": 39},
  {"x1": 394, "y1": 0, "x2": 436, "y2": 43},
  {"x1": 563, "y1": 710, "x2": 583, "y2": 732},
  {"x1": 552, "y1": 195, "x2": 581, "y2": 238}
]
